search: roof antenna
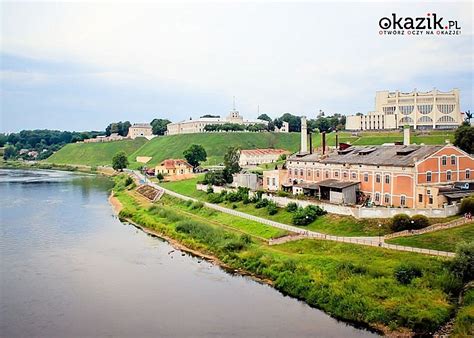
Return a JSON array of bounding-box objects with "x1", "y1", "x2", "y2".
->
[{"x1": 233, "y1": 96, "x2": 236, "y2": 111}]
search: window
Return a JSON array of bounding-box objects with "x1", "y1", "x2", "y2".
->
[
  {"x1": 343, "y1": 172, "x2": 348, "y2": 178},
  {"x1": 384, "y1": 194, "x2": 390, "y2": 204},
  {"x1": 325, "y1": 171, "x2": 329, "y2": 178},
  {"x1": 375, "y1": 192, "x2": 380, "y2": 202},
  {"x1": 467, "y1": 169, "x2": 471, "y2": 179},
  {"x1": 316, "y1": 170, "x2": 320, "y2": 178},
  {"x1": 267, "y1": 177, "x2": 270, "y2": 185},
  {"x1": 385, "y1": 175, "x2": 390, "y2": 184},
  {"x1": 289, "y1": 169, "x2": 292, "y2": 176},
  {"x1": 300, "y1": 169, "x2": 303, "y2": 176},
  {"x1": 447, "y1": 170, "x2": 452, "y2": 181},
  {"x1": 442, "y1": 156, "x2": 447, "y2": 166},
  {"x1": 364, "y1": 173, "x2": 369, "y2": 182},
  {"x1": 334, "y1": 171, "x2": 339, "y2": 178},
  {"x1": 429, "y1": 195, "x2": 433, "y2": 204},
  {"x1": 376, "y1": 174, "x2": 381, "y2": 183},
  {"x1": 272, "y1": 178, "x2": 276, "y2": 186},
  {"x1": 307, "y1": 170, "x2": 311, "y2": 176},
  {"x1": 352, "y1": 172, "x2": 356, "y2": 179},
  {"x1": 426, "y1": 171, "x2": 432, "y2": 182},
  {"x1": 451, "y1": 155, "x2": 456, "y2": 165},
  {"x1": 418, "y1": 194, "x2": 423, "y2": 203},
  {"x1": 400, "y1": 195, "x2": 406, "y2": 206}
]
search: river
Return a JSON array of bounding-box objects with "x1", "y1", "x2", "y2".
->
[{"x1": 0, "y1": 169, "x2": 377, "y2": 337}]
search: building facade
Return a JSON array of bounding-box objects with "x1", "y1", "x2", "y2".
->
[
  {"x1": 239, "y1": 149, "x2": 290, "y2": 167},
  {"x1": 263, "y1": 169, "x2": 288, "y2": 192},
  {"x1": 346, "y1": 88, "x2": 462, "y2": 130},
  {"x1": 128, "y1": 123, "x2": 154, "y2": 139},
  {"x1": 166, "y1": 110, "x2": 268, "y2": 135},
  {"x1": 155, "y1": 159, "x2": 194, "y2": 181}
]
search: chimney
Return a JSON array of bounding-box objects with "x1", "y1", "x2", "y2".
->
[
  {"x1": 300, "y1": 116, "x2": 308, "y2": 153},
  {"x1": 335, "y1": 132, "x2": 339, "y2": 149},
  {"x1": 309, "y1": 133, "x2": 313, "y2": 154},
  {"x1": 403, "y1": 126, "x2": 410, "y2": 146},
  {"x1": 322, "y1": 132, "x2": 326, "y2": 155}
]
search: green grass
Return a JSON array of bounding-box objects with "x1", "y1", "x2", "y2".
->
[
  {"x1": 386, "y1": 224, "x2": 474, "y2": 252},
  {"x1": 452, "y1": 288, "x2": 474, "y2": 337},
  {"x1": 46, "y1": 138, "x2": 147, "y2": 166},
  {"x1": 114, "y1": 179, "x2": 458, "y2": 335},
  {"x1": 160, "y1": 177, "x2": 391, "y2": 236}
]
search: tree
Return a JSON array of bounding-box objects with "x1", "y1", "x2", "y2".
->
[
  {"x1": 454, "y1": 125, "x2": 474, "y2": 154},
  {"x1": 183, "y1": 144, "x2": 207, "y2": 168},
  {"x1": 257, "y1": 114, "x2": 272, "y2": 122},
  {"x1": 390, "y1": 214, "x2": 411, "y2": 232},
  {"x1": 224, "y1": 146, "x2": 241, "y2": 175},
  {"x1": 112, "y1": 151, "x2": 129, "y2": 171},
  {"x1": 106, "y1": 121, "x2": 131, "y2": 136},
  {"x1": 450, "y1": 241, "x2": 474, "y2": 283},
  {"x1": 3, "y1": 145, "x2": 17, "y2": 160},
  {"x1": 280, "y1": 113, "x2": 301, "y2": 132},
  {"x1": 150, "y1": 118, "x2": 171, "y2": 135}
]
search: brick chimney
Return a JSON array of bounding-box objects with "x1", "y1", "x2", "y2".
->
[{"x1": 300, "y1": 116, "x2": 308, "y2": 153}]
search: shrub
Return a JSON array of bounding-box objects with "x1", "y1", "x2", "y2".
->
[
  {"x1": 232, "y1": 204, "x2": 238, "y2": 209},
  {"x1": 267, "y1": 201, "x2": 278, "y2": 215},
  {"x1": 286, "y1": 202, "x2": 298, "y2": 213},
  {"x1": 390, "y1": 214, "x2": 411, "y2": 232},
  {"x1": 156, "y1": 173, "x2": 164, "y2": 180},
  {"x1": 207, "y1": 193, "x2": 224, "y2": 204},
  {"x1": 242, "y1": 196, "x2": 251, "y2": 204},
  {"x1": 206, "y1": 185, "x2": 214, "y2": 194},
  {"x1": 305, "y1": 205, "x2": 327, "y2": 217},
  {"x1": 240, "y1": 234, "x2": 252, "y2": 245},
  {"x1": 450, "y1": 241, "x2": 474, "y2": 283},
  {"x1": 277, "y1": 190, "x2": 289, "y2": 197},
  {"x1": 411, "y1": 214, "x2": 430, "y2": 229},
  {"x1": 292, "y1": 207, "x2": 311, "y2": 225},
  {"x1": 255, "y1": 198, "x2": 270, "y2": 209},
  {"x1": 190, "y1": 201, "x2": 204, "y2": 210},
  {"x1": 124, "y1": 176, "x2": 134, "y2": 186},
  {"x1": 460, "y1": 196, "x2": 474, "y2": 214},
  {"x1": 394, "y1": 264, "x2": 423, "y2": 285},
  {"x1": 226, "y1": 192, "x2": 241, "y2": 202}
]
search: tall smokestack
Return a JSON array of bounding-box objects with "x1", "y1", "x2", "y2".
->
[
  {"x1": 309, "y1": 133, "x2": 313, "y2": 154},
  {"x1": 403, "y1": 126, "x2": 410, "y2": 146},
  {"x1": 335, "y1": 132, "x2": 339, "y2": 149},
  {"x1": 322, "y1": 132, "x2": 326, "y2": 155},
  {"x1": 300, "y1": 116, "x2": 308, "y2": 153}
]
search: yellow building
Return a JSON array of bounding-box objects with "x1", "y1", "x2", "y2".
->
[{"x1": 155, "y1": 159, "x2": 194, "y2": 181}]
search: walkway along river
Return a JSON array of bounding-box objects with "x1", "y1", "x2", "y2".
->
[{"x1": 0, "y1": 169, "x2": 377, "y2": 337}]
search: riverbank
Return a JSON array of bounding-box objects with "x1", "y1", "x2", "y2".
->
[
  {"x1": 0, "y1": 160, "x2": 117, "y2": 176},
  {"x1": 110, "y1": 174, "x2": 464, "y2": 336}
]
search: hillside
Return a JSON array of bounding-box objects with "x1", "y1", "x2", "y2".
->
[
  {"x1": 44, "y1": 130, "x2": 455, "y2": 167},
  {"x1": 45, "y1": 138, "x2": 147, "y2": 166}
]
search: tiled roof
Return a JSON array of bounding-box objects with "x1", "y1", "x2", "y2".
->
[
  {"x1": 159, "y1": 159, "x2": 192, "y2": 169},
  {"x1": 289, "y1": 145, "x2": 443, "y2": 167},
  {"x1": 240, "y1": 149, "x2": 289, "y2": 157}
]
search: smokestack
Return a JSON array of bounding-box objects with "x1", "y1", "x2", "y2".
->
[
  {"x1": 335, "y1": 132, "x2": 339, "y2": 149},
  {"x1": 322, "y1": 132, "x2": 326, "y2": 155},
  {"x1": 300, "y1": 116, "x2": 308, "y2": 153},
  {"x1": 309, "y1": 133, "x2": 313, "y2": 154},
  {"x1": 403, "y1": 126, "x2": 410, "y2": 146}
]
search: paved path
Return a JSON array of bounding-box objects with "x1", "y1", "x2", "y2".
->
[{"x1": 126, "y1": 170, "x2": 455, "y2": 258}]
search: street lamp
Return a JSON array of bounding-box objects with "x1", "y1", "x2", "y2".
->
[{"x1": 378, "y1": 223, "x2": 382, "y2": 246}]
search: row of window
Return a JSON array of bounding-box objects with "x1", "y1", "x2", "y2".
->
[
  {"x1": 441, "y1": 155, "x2": 457, "y2": 165},
  {"x1": 374, "y1": 193, "x2": 407, "y2": 206},
  {"x1": 289, "y1": 169, "x2": 394, "y2": 183},
  {"x1": 426, "y1": 169, "x2": 470, "y2": 182}
]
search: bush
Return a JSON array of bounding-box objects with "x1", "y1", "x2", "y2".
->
[
  {"x1": 286, "y1": 202, "x2": 298, "y2": 213},
  {"x1": 277, "y1": 190, "x2": 289, "y2": 197},
  {"x1": 411, "y1": 214, "x2": 430, "y2": 229},
  {"x1": 450, "y1": 241, "x2": 474, "y2": 283},
  {"x1": 460, "y1": 196, "x2": 474, "y2": 214},
  {"x1": 124, "y1": 176, "x2": 134, "y2": 186},
  {"x1": 292, "y1": 205, "x2": 325, "y2": 225},
  {"x1": 206, "y1": 185, "x2": 214, "y2": 194},
  {"x1": 267, "y1": 201, "x2": 278, "y2": 215},
  {"x1": 232, "y1": 204, "x2": 238, "y2": 209},
  {"x1": 156, "y1": 173, "x2": 164, "y2": 180},
  {"x1": 190, "y1": 201, "x2": 204, "y2": 210},
  {"x1": 255, "y1": 198, "x2": 270, "y2": 209},
  {"x1": 390, "y1": 214, "x2": 411, "y2": 232},
  {"x1": 305, "y1": 205, "x2": 327, "y2": 217},
  {"x1": 207, "y1": 193, "x2": 224, "y2": 204},
  {"x1": 394, "y1": 264, "x2": 423, "y2": 285}
]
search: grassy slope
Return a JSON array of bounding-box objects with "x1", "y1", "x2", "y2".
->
[
  {"x1": 46, "y1": 138, "x2": 147, "y2": 166},
  {"x1": 386, "y1": 224, "x2": 474, "y2": 252},
  {"x1": 114, "y1": 177, "x2": 455, "y2": 334},
  {"x1": 160, "y1": 176, "x2": 392, "y2": 236}
]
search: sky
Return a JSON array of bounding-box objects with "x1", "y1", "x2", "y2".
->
[{"x1": 1, "y1": 1, "x2": 472, "y2": 132}]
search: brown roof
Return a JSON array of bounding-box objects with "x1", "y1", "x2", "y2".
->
[
  {"x1": 290, "y1": 145, "x2": 443, "y2": 167},
  {"x1": 240, "y1": 149, "x2": 289, "y2": 156},
  {"x1": 159, "y1": 159, "x2": 192, "y2": 169}
]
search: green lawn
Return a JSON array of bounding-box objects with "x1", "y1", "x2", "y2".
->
[
  {"x1": 45, "y1": 138, "x2": 147, "y2": 166},
  {"x1": 114, "y1": 176, "x2": 458, "y2": 335},
  {"x1": 386, "y1": 223, "x2": 474, "y2": 252},
  {"x1": 160, "y1": 177, "x2": 391, "y2": 236}
]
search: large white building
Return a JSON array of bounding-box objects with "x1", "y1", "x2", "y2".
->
[
  {"x1": 166, "y1": 109, "x2": 268, "y2": 135},
  {"x1": 127, "y1": 123, "x2": 154, "y2": 139},
  {"x1": 346, "y1": 89, "x2": 463, "y2": 130}
]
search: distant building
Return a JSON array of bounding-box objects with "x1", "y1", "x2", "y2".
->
[
  {"x1": 155, "y1": 159, "x2": 194, "y2": 181},
  {"x1": 232, "y1": 173, "x2": 260, "y2": 190},
  {"x1": 239, "y1": 149, "x2": 290, "y2": 167},
  {"x1": 346, "y1": 88, "x2": 463, "y2": 130},
  {"x1": 128, "y1": 123, "x2": 154, "y2": 139},
  {"x1": 83, "y1": 133, "x2": 125, "y2": 143},
  {"x1": 275, "y1": 121, "x2": 289, "y2": 133},
  {"x1": 166, "y1": 109, "x2": 268, "y2": 135},
  {"x1": 263, "y1": 169, "x2": 288, "y2": 192}
]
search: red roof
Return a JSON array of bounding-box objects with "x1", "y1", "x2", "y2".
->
[
  {"x1": 159, "y1": 159, "x2": 192, "y2": 169},
  {"x1": 240, "y1": 149, "x2": 289, "y2": 156}
]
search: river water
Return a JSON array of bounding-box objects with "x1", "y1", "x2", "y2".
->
[{"x1": 0, "y1": 169, "x2": 377, "y2": 337}]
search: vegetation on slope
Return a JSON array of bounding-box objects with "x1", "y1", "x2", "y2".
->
[
  {"x1": 46, "y1": 138, "x2": 147, "y2": 166},
  {"x1": 113, "y1": 174, "x2": 462, "y2": 335},
  {"x1": 387, "y1": 224, "x2": 474, "y2": 252}
]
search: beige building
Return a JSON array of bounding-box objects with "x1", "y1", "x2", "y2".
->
[
  {"x1": 346, "y1": 88, "x2": 462, "y2": 130},
  {"x1": 128, "y1": 123, "x2": 154, "y2": 139},
  {"x1": 155, "y1": 159, "x2": 194, "y2": 181},
  {"x1": 166, "y1": 109, "x2": 268, "y2": 135},
  {"x1": 263, "y1": 169, "x2": 288, "y2": 192},
  {"x1": 239, "y1": 149, "x2": 290, "y2": 167},
  {"x1": 275, "y1": 121, "x2": 289, "y2": 133}
]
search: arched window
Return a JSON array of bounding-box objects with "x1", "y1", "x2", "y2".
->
[
  {"x1": 426, "y1": 171, "x2": 432, "y2": 182},
  {"x1": 400, "y1": 195, "x2": 406, "y2": 206},
  {"x1": 399, "y1": 105, "x2": 414, "y2": 115},
  {"x1": 375, "y1": 192, "x2": 380, "y2": 203},
  {"x1": 417, "y1": 116, "x2": 433, "y2": 123},
  {"x1": 384, "y1": 194, "x2": 390, "y2": 204},
  {"x1": 399, "y1": 116, "x2": 414, "y2": 124},
  {"x1": 446, "y1": 170, "x2": 452, "y2": 181},
  {"x1": 437, "y1": 116, "x2": 456, "y2": 123},
  {"x1": 451, "y1": 155, "x2": 456, "y2": 165},
  {"x1": 376, "y1": 174, "x2": 381, "y2": 183},
  {"x1": 364, "y1": 173, "x2": 369, "y2": 182},
  {"x1": 442, "y1": 156, "x2": 447, "y2": 166},
  {"x1": 385, "y1": 175, "x2": 390, "y2": 184},
  {"x1": 466, "y1": 169, "x2": 471, "y2": 179},
  {"x1": 417, "y1": 105, "x2": 433, "y2": 115},
  {"x1": 437, "y1": 104, "x2": 455, "y2": 114}
]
